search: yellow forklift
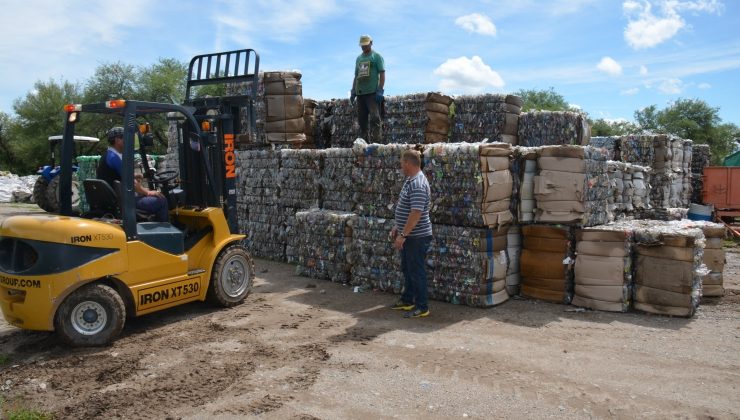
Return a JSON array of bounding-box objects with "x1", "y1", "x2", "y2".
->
[{"x1": 0, "y1": 49, "x2": 260, "y2": 346}]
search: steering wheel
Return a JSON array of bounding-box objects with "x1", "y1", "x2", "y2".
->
[{"x1": 152, "y1": 170, "x2": 179, "y2": 185}]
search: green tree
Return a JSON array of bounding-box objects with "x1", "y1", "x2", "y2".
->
[
  {"x1": 634, "y1": 99, "x2": 735, "y2": 164},
  {"x1": 514, "y1": 87, "x2": 571, "y2": 112},
  {"x1": 11, "y1": 79, "x2": 83, "y2": 173},
  {"x1": 0, "y1": 112, "x2": 18, "y2": 169},
  {"x1": 136, "y1": 58, "x2": 188, "y2": 104},
  {"x1": 83, "y1": 62, "x2": 137, "y2": 102},
  {"x1": 590, "y1": 118, "x2": 639, "y2": 136},
  {"x1": 634, "y1": 104, "x2": 659, "y2": 132},
  {"x1": 135, "y1": 58, "x2": 189, "y2": 152}
]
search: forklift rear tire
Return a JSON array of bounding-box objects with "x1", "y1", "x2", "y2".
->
[
  {"x1": 32, "y1": 177, "x2": 54, "y2": 213},
  {"x1": 54, "y1": 283, "x2": 126, "y2": 347},
  {"x1": 207, "y1": 244, "x2": 254, "y2": 307}
]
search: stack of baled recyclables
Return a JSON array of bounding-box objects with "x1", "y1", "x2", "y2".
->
[
  {"x1": 348, "y1": 141, "x2": 516, "y2": 307},
  {"x1": 264, "y1": 71, "x2": 305, "y2": 145},
  {"x1": 423, "y1": 143, "x2": 515, "y2": 306}
]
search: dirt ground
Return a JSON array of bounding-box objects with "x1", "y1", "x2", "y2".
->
[{"x1": 0, "y1": 204, "x2": 739, "y2": 419}]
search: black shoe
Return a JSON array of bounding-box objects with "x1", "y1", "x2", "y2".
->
[
  {"x1": 391, "y1": 300, "x2": 415, "y2": 311},
  {"x1": 404, "y1": 308, "x2": 429, "y2": 318}
]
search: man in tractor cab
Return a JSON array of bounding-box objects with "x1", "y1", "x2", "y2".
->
[{"x1": 97, "y1": 127, "x2": 169, "y2": 222}]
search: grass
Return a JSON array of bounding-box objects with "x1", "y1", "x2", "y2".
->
[
  {"x1": 0, "y1": 353, "x2": 8, "y2": 365},
  {"x1": 0, "y1": 396, "x2": 52, "y2": 420}
]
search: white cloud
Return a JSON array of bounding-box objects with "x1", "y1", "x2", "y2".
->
[
  {"x1": 621, "y1": 87, "x2": 640, "y2": 95},
  {"x1": 212, "y1": 0, "x2": 339, "y2": 45},
  {"x1": 698, "y1": 82, "x2": 712, "y2": 89},
  {"x1": 455, "y1": 13, "x2": 497, "y2": 36},
  {"x1": 658, "y1": 78, "x2": 684, "y2": 94},
  {"x1": 622, "y1": 0, "x2": 724, "y2": 50},
  {"x1": 597, "y1": 57, "x2": 623, "y2": 76},
  {"x1": 640, "y1": 65, "x2": 649, "y2": 75},
  {"x1": 433, "y1": 56, "x2": 504, "y2": 93}
]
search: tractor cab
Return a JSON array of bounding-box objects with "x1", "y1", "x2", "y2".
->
[{"x1": 0, "y1": 49, "x2": 260, "y2": 346}]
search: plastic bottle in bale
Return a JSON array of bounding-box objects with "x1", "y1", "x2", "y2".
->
[
  {"x1": 451, "y1": 94, "x2": 521, "y2": 144},
  {"x1": 263, "y1": 71, "x2": 306, "y2": 144},
  {"x1": 520, "y1": 225, "x2": 574, "y2": 303},
  {"x1": 518, "y1": 111, "x2": 590, "y2": 147},
  {"x1": 427, "y1": 225, "x2": 510, "y2": 307},
  {"x1": 349, "y1": 216, "x2": 403, "y2": 292},
  {"x1": 288, "y1": 209, "x2": 356, "y2": 283}
]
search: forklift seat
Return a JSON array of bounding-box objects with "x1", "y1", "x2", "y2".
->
[
  {"x1": 112, "y1": 180, "x2": 156, "y2": 222},
  {"x1": 82, "y1": 179, "x2": 119, "y2": 218}
]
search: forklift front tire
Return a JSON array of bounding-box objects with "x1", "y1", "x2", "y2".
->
[
  {"x1": 54, "y1": 283, "x2": 126, "y2": 347},
  {"x1": 207, "y1": 244, "x2": 254, "y2": 307}
]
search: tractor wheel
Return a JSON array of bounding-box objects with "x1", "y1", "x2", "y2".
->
[
  {"x1": 46, "y1": 175, "x2": 80, "y2": 214},
  {"x1": 32, "y1": 177, "x2": 55, "y2": 213},
  {"x1": 207, "y1": 244, "x2": 254, "y2": 307},
  {"x1": 54, "y1": 283, "x2": 126, "y2": 347}
]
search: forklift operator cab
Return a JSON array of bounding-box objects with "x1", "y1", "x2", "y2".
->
[{"x1": 0, "y1": 49, "x2": 260, "y2": 346}]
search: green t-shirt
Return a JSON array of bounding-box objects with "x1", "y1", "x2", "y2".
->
[{"x1": 354, "y1": 51, "x2": 385, "y2": 95}]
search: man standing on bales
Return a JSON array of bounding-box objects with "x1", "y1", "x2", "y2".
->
[{"x1": 351, "y1": 34, "x2": 385, "y2": 143}]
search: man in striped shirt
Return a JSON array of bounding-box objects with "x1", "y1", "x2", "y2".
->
[{"x1": 391, "y1": 150, "x2": 433, "y2": 318}]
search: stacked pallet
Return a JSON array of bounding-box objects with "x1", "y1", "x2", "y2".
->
[
  {"x1": 424, "y1": 93, "x2": 454, "y2": 143},
  {"x1": 534, "y1": 145, "x2": 612, "y2": 226},
  {"x1": 451, "y1": 94, "x2": 522, "y2": 144},
  {"x1": 237, "y1": 150, "x2": 285, "y2": 260},
  {"x1": 422, "y1": 142, "x2": 513, "y2": 229},
  {"x1": 287, "y1": 209, "x2": 356, "y2": 283},
  {"x1": 691, "y1": 144, "x2": 711, "y2": 203},
  {"x1": 698, "y1": 222, "x2": 727, "y2": 297},
  {"x1": 518, "y1": 111, "x2": 590, "y2": 147},
  {"x1": 505, "y1": 225, "x2": 523, "y2": 295},
  {"x1": 520, "y1": 225, "x2": 575, "y2": 303},
  {"x1": 427, "y1": 225, "x2": 510, "y2": 307},
  {"x1": 351, "y1": 139, "x2": 416, "y2": 219},
  {"x1": 572, "y1": 226, "x2": 633, "y2": 312},
  {"x1": 264, "y1": 71, "x2": 306, "y2": 144},
  {"x1": 349, "y1": 216, "x2": 402, "y2": 292},
  {"x1": 632, "y1": 221, "x2": 705, "y2": 317},
  {"x1": 320, "y1": 148, "x2": 355, "y2": 212}
]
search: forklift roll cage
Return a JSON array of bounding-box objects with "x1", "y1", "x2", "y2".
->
[{"x1": 59, "y1": 49, "x2": 260, "y2": 241}]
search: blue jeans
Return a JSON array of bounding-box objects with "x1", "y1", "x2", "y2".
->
[
  {"x1": 136, "y1": 195, "x2": 169, "y2": 222},
  {"x1": 400, "y1": 235, "x2": 432, "y2": 311}
]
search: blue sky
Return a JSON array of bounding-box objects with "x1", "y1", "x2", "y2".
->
[{"x1": 1, "y1": 0, "x2": 739, "y2": 125}]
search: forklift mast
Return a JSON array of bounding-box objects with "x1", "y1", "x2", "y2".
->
[{"x1": 180, "y1": 49, "x2": 260, "y2": 234}]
